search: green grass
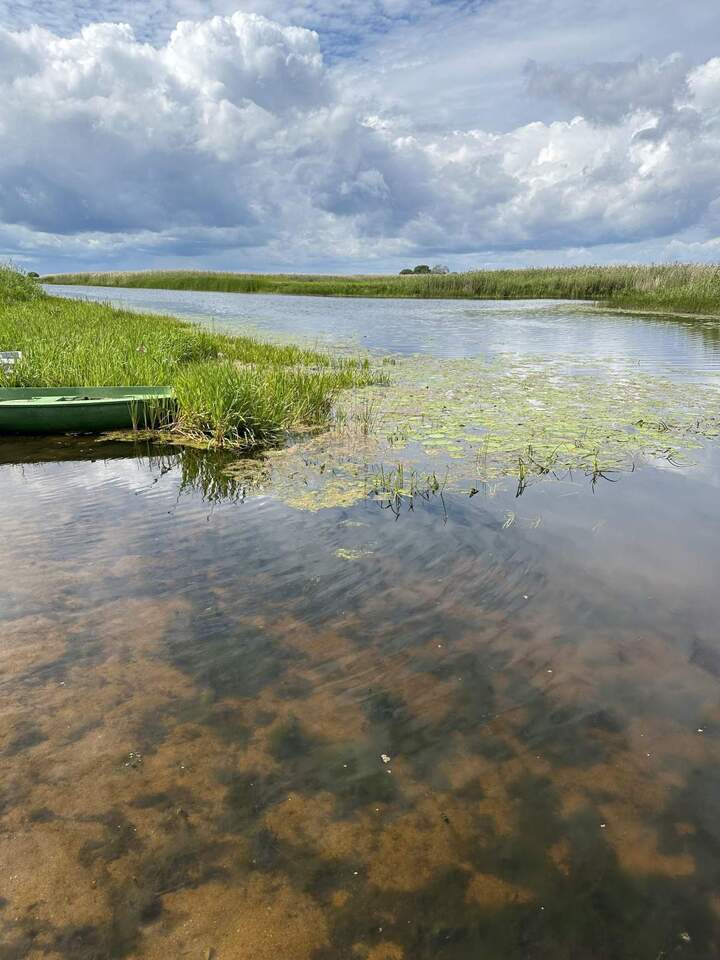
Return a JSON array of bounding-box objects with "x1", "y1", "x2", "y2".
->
[
  {"x1": 42, "y1": 264, "x2": 720, "y2": 316},
  {"x1": 0, "y1": 266, "x2": 379, "y2": 447}
]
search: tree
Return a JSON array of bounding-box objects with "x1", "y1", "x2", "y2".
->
[
  {"x1": 27, "y1": 271, "x2": 40, "y2": 279},
  {"x1": 399, "y1": 268, "x2": 414, "y2": 275},
  {"x1": 431, "y1": 264, "x2": 449, "y2": 275},
  {"x1": 413, "y1": 264, "x2": 431, "y2": 274}
]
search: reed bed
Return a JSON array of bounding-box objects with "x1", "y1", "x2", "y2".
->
[
  {"x1": 43, "y1": 264, "x2": 720, "y2": 315},
  {"x1": 0, "y1": 266, "x2": 378, "y2": 447}
]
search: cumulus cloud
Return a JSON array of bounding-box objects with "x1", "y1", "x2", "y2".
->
[
  {"x1": 0, "y1": 9, "x2": 720, "y2": 270},
  {"x1": 688, "y1": 57, "x2": 720, "y2": 117},
  {"x1": 163, "y1": 14, "x2": 328, "y2": 112},
  {"x1": 523, "y1": 56, "x2": 689, "y2": 124},
  {"x1": 0, "y1": 0, "x2": 465, "y2": 55},
  {"x1": 0, "y1": 12, "x2": 438, "y2": 258},
  {"x1": 0, "y1": 15, "x2": 334, "y2": 239}
]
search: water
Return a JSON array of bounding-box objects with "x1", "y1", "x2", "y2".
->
[
  {"x1": 46, "y1": 283, "x2": 720, "y2": 370},
  {"x1": 2, "y1": 289, "x2": 720, "y2": 959}
]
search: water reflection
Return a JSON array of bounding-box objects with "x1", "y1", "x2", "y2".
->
[
  {"x1": 47, "y1": 284, "x2": 720, "y2": 371},
  {"x1": 1, "y1": 438, "x2": 720, "y2": 958}
]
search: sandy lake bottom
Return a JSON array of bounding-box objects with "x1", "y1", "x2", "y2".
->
[{"x1": 2, "y1": 291, "x2": 720, "y2": 959}]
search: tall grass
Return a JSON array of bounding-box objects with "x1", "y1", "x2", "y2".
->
[
  {"x1": 0, "y1": 266, "x2": 378, "y2": 447},
  {"x1": 43, "y1": 264, "x2": 720, "y2": 315}
]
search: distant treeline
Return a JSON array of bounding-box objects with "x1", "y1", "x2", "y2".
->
[
  {"x1": 42, "y1": 264, "x2": 720, "y2": 316},
  {"x1": 399, "y1": 264, "x2": 450, "y2": 274}
]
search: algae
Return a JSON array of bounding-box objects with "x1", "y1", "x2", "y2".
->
[
  {"x1": 221, "y1": 353, "x2": 720, "y2": 511},
  {"x1": 335, "y1": 547, "x2": 375, "y2": 561}
]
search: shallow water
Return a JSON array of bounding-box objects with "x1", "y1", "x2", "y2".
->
[{"x1": 3, "y1": 291, "x2": 720, "y2": 959}]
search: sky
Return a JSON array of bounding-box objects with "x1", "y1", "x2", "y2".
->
[{"x1": 0, "y1": 0, "x2": 719, "y2": 274}]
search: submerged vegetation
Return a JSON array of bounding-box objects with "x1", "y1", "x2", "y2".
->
[
  {"x1": 43, "y1": 264, "x2": 720, "y2": 316},
  {"x1": 0, "y1": 266, "x2": 379, "y2": 447},
  {"x1": 253, "y1": 353, "x2": 720, "y2": 511}
]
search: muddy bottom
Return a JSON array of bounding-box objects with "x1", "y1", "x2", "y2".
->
[{"x1": 1, "y1": 433, "x2": 719, "y2": 960}]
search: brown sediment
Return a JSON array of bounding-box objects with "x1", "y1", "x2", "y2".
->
[
  {"x1": 594, "y1": 807, "x2": 696, "y2": 878},
  {"x1": 548, "y1": 839, "x2": 573, "y2": 877},
  {"x1": 364, "y1": 944, "x2": 406, "y2": 959},
  {"x1": 270, "y1": 613, "x2": 358, "y2": 663},
  {"x1": 367, "y1": 800, "x2": 478, "y2": 892},
  {"x1": 3, "y1": 444, "x2": 720, "y2": 958},
  {"x1": 443, "y1": 764, "x2": 529, "y2": 839},
  {"x1": 0, "y1": 827, "x2": 108, "y2": 929},
  {"x1": 264, "y1": 793, "x2": 375, "y2": 863},
  {"x1": 138, "y1": 876, "x2": 330, "y2": 960},
  {"x1": 0, "y1": 615, "x2": 67, "y2": 697},
  {"x1": 465, "y1": 872, "x2": 535, "y2": 908},
  {"x1": 331, "y1": 889, "x2": 352, "y2": 908}
]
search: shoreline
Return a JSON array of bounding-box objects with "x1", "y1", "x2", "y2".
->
[
  {"x1": 0, "y1": 266, "x2": 381, "y2": 449},
  {"x1": 42, "y1": 265, "x2": 720, "y2": 320}
]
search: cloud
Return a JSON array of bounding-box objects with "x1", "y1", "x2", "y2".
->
[
  {"x1": 0, "y1": 0, "x2": 467, "y2": 57},
  {"x1": 0, "y1": 13, "x2": 437, "y2": 257},
  {"x1": 162, "y1": 13, "x2": 329, "y2": 112},
  {"x1": 0, "y1": 8, "x2": 720, "y2": 271},
  {"x1": 523, "y1": 56, "x2": 689, "y2": 124},
  {"x1": 0, "y1": 15, "x2": 331, "y2": 237},
  {"x1": 688, "y1": 57, "x2": 720, "y2": 116}
]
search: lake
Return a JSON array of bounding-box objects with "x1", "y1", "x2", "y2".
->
[{"x1": 2, "y1": 286, "x2": 720, "y2": 959}]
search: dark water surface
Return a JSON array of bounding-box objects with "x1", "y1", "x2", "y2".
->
[{"x1": 3, "y1": 292, "x2": 720, "y2": 959}]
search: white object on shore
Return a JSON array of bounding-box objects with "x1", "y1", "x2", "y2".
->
[{"x1": 0, "y1": 351, "x2": 22, "y2": 373}]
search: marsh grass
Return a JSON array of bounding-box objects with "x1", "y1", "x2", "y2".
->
[
  {"x1": 0, "y1": 266, "x2": 379, "y2": 447},
  {"x1": 367, "y1": 463, "x2": 447, "y2": 517},
  {"x1": 43, "y1": 264, "x2": 720, "y2": 316}
]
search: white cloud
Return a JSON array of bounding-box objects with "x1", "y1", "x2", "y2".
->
[
  {"x1": 688, "y1": 57, "x2": 720, "y2": 117},
  {"x1": 0, "y1": 0, "x2": 455, "y2": 55},
  {"x1": 162, "y1": 13, "x2": 328, "y2": 112},
  {"x1": 0, "y1": 6, "x2": 719, "y2": 271}
]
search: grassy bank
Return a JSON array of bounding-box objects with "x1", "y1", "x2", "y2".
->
[
  {"x1": 42, "y1": 264, "x2": 720, "y2": 316},
  {"x1": 0, "y1": 267, "x2": 378, "y2": 447}
]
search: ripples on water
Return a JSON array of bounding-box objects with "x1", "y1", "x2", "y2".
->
[
  {"x1": 2, "y1": 293, "x2": 720, "y2": 958},
  {"x1": 47, "y1": 283, "x2": 720, "y2": 372}
]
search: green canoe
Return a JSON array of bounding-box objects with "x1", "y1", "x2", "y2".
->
[{"x1": 0, "y1": 386, "x2": 176, "y2": 435}]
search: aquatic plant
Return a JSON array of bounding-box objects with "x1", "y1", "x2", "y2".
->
[
  {"x1": 0, "y1": 266, "x2": 380, "y2": 448},
  {"x1": 43, "y1": 264, "x2": 720, "y2": 317},
  {"x1": 255, "y1": 352, "x2": 720, "y2": 510},
  {"x1": 367, "y1": 463, "x2": 447, "y2": 516}
]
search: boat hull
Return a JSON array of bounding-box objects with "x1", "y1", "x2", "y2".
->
[{"x1": 0, "y1": 387, "x2": 176, "y2": 435}]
